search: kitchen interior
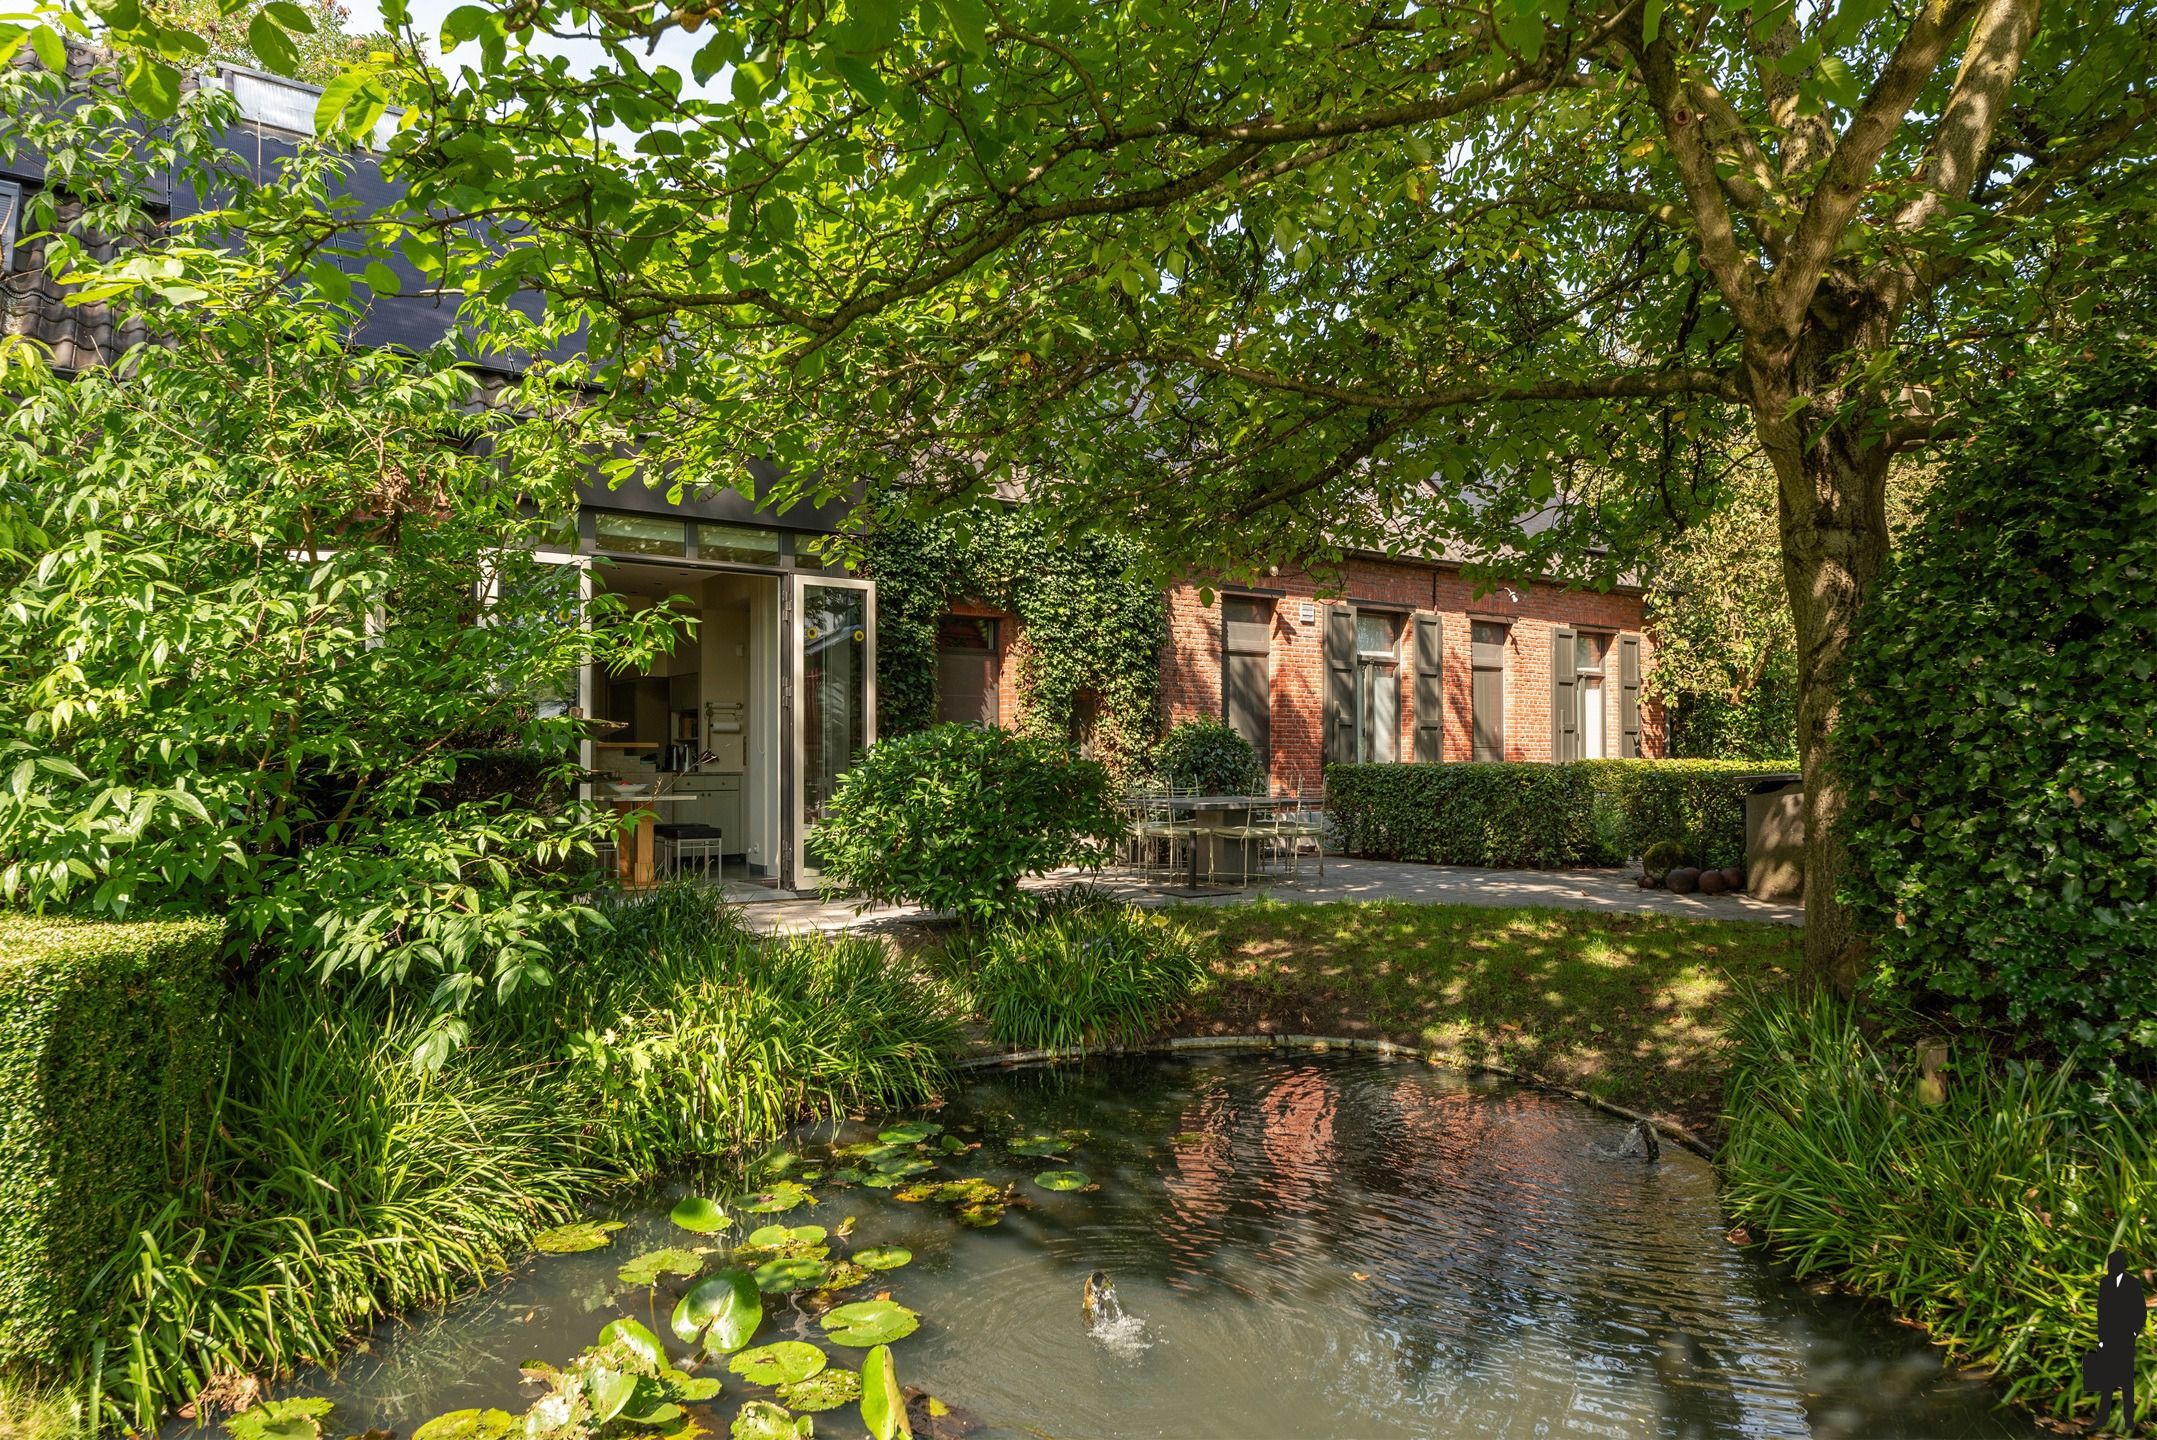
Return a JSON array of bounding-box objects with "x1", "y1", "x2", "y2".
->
[{"x1": 588, "y1": 561, "x2": 784, "y2": 900}]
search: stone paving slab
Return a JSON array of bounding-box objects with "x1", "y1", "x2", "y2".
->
[{"x1": 736, "y1": 857, "x2": 1802, "y2": 935}]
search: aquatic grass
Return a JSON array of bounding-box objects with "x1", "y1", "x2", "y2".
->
[
  {"x1": 969, "y1": 905, "x2": 1208, "y2": 1051},
  {"x1": 1720, "y1": 989, "x2": 2156, "y2": 1420},
  {"x1": 0, "y1": 1371, "x2": 80, "y2": 1439}
]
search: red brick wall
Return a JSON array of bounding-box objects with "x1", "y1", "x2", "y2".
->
[
  {"x1": 1159, "y1": 559, "x2": 1663, "y2": 789},
  {"x1": 943, "y1": 602, "x2": 1024, "y2": 727}
]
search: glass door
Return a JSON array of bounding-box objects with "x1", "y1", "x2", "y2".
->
[{"x1": 785, "y1": 574, "x2": 875, "y2": 889}]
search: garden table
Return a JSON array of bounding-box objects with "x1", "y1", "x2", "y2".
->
[{"x1": 1153, "y1": 794, "x2": 1298, "y2": 888}]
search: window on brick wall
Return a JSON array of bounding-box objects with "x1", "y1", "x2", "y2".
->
[
  {"x1": 936, "y1": 615, "x2": 999, "y2": 726},
  {"x1": 1355, "y1": 610, "x2": 1401, "y2": 763},
  {"x1": 1471, "y1": 619, "x2": 1507, "y2": 762},
  {"x1": 1221, "y1": 595, "x2": 1272, "y2": 766}
]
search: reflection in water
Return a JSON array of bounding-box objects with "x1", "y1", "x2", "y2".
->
[{"x1": 275, "y1": 1054, "x2": 2034, "y2": 1440}]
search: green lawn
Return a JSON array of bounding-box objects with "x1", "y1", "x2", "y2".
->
[{"x1": 1168, "y1": 900, "x2": 1800, "y2": 1136}]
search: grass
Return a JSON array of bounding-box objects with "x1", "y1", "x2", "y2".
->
[
  {"x1": 1720, "y1": 990, "x2": 2156, "y2": 1422},
  {"x1": 1168, "y1": 898, "x2": 1800, "y2": 1133},
  {"x1": 957, "y1": 900, "x2": 1207, "y2": 1051}
]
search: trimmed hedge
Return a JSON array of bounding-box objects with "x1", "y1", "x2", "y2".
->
[
  {"x1": 1326, "y1": 759, "x2": 1793, "y2": 869},
  {"x1": 0, "y1": 914, "x2": 224, "y2": 1367}
]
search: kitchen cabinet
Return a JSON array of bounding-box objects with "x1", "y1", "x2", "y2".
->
[{"x1": 673, "y1": 771, "x2": 743, "y2": 854}]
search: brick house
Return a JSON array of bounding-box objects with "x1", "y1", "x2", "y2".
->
[{"x1": 936, "y1": 554, "x2": 1661, "y2": 789}]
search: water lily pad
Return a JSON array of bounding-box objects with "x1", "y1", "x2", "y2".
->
[
  {"x1": 871, "y1": 1156, "x2": 935, "y2": 1179},
  {"x1": 816, "y1": 1261, "x2": 872, "y2": 1292},
  {"x1": 600, "y1": 1317, "x2": 668, "y2": 1368},
  {"x1": 877, "y1": 1121, "x2": 942, "y2": 1143},
  {"x1": 586, "y1": 1366, "x2": 639, "y2": 1423},
  {"x1": 728, "y1": 1340, "x2": 828, "y2": 1387},
  {"x1": 937, "y1": 1135, "x2": 968, "y2": 1155},
  {"x1": 671, "y1": 1268, "x2": 763, "y2": 1354},
  {"x1": 776, "y1": 1367, "x2": 860, "y2": 1412},
  {"x1": 533, "y1": 1219, "x2": 625, "y2": 1253},
  {"x1": 410, "y1": 1410, "x2": 512, "y2": 1440},
  {"x1": 828, "y1": 1167, "x2": 867, "y2": 1185},
  {"x1": 954, "y1": 1202, "x2": 1004, "y2": 1228},
  {"x1": 818, "y1": 1299, "x2": 920, "y2": 1346},
  {"x1": 930, "y1": 1178, "x2": 1001, "y2": 1205},
  {"x1": 229, "y1": 1398, "x2": 336, "y2": 1440},
  {"x1": 662, "y1": 1369, "x2": 722, "y2": 1402},
  {"x1": 753, "y1": 1255, "x2": 830, "y2": 1293},
  {"x1": 729, "y1": 1400, "x2": 809, "y2": 1440},
  {"x1": 619, "y1": 1247, "x2": 705, "y2": 1287},
  {"x1": 670, "y1": 1196, "x2": 734, "y2": 1234},
  {"x1": 852, "y1": 1246, "x2": 912, "y2": 1271},
  {"x1": 860, "y1": 1142, "x2": 913, "y2": 1164},
  {"x1": 754, "y1": 1149, "x2": 802, "y2": 1178},
  {"x1": 1033, "y1": 1170, "x2": 1089, "y2": 1192},
  {"x1": 623, "y1": 1399, "x2": 685, "y2": 1427},
  {"x1": 861, "y1": 1344, "x2": 909, "y2": 1440},
  {"x1": 747, "y1": 1224, "x2": 826, "y2": 1248},
  {"x1": 1006, "y1": 1136, "x2": 1067, "y2": 1157},
  {"x1": 861, "y1": 1173, "x2": 908, "y2": 1190},
  {"x1": 739, "y1": 1181, "x2": 813, "y2": 1214},
  {"x1": 889, "y1": 1183, "x2": 936, "y2": 1203}
]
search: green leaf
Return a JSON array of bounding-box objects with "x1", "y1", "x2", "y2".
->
[
  {"x1": 669, "y1": 1195, "x2": 733, "y2": 1232},
  {"x1": 586, "y1": 1366, "x2": 638, "y2": 1423},
  {"x1": 123, "y1": 55, "x2": 181, "y2": 119},
  {"x1": 776, "y1": 1367, "x2": 860, "y2": 1412},
  {"x1": 672, "y1": 1268, "x2": 763, "y2": 1354},
  {"x1": 1641, "y1": 0, "x2": 1667, "y2": 43},
  {"x1": 247, "y1": 11, "x2": 302, "y2": 76},
  {"x1": 599, "y1": 1317, "x2": 669, "y2": 1367},
  {"x1": 817, "y1": 1299, "x2": 919, "y2": 1347},
  {"x1": 226, "y1": 1398, "x2": 335, "y2": 1440},
  {"x1": 729, "y1": 1400, "x2": 805, "y2": 1440},
  {"x1": 852, "y1": 1245, "x2": 912, "y2": 1271},
  {"x1": 1032, "y1": 1169, "x2": 1089, "y2": 1191},
  {"x1": 618, "y1": 1246, "x2": 704, "y2": 1286},
  {"x1": 261, "y1": 0, "x2": 314, "y2": 30},
  {"x1": 532, "y1": 1218, "x2": 624, "y2": 1253},
  {"x1": 314, "y1": 68, "x2": 366, "y2": 135},
  {"x1": 728, "y1": 1340, "x2": 828, "y2": 1386},
  {"x1": 861, "y1": 1343, "x2": 911, "y2": 1440},
  {"x1": 409, "y1": 1412, "x2": 513, "y2": 1440},
  {"x1": 28, "y1": 23, "x2": 65, "y2": 71}
]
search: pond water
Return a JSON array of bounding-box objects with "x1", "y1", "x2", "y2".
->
[{"x1": 281, "y1": 1053, "x2": 2034, "y2": 1439}]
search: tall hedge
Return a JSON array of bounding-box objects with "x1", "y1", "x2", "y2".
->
[
  {"x1": 1839, "y1": 342, "x2": 2157, "y2": 1089},
  {"x1": 0, "y1": 914, "x2": 224, "y2": 1366},
  {"x1": 1326, "y1": 759, "x2": 1789, "y2": 869}
]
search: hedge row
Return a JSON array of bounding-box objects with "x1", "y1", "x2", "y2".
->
[
  {"x1": 1325, "y1": 759, "x2": 1794, "y2": 869},
  {"x1": 0, "y1": 914, "x2": 224, "y2": 1367}
]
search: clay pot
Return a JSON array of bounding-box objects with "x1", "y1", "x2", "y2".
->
[
  {"x1": 1698, "y1": 869, "x2": 1730, "y2": 895},
  {"x1": 1721, "y1": 865, "x2": 1745, "y2": 893},
  {"x1": 1666, "y1": 866, "x2": 1701, "y2": 895}
]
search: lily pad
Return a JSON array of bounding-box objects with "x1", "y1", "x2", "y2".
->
[
  {"x1": 662, "y1": 1369, "x2": 722, "y2": 1402},
  {"x1": 818, "y1": 1299, "x2": 920, "y2": 1347},
  {"x1": 746, "y1": 1224, "x2": 827, "y2": 1248},
  {"x1": 1033, "y1": 1170, "x2": 1089, "y2": 1192},
  {"x1": 861, "y1": 1344, "x2": 910, "y2": 1440},
  {"x1": 410, "y1": 1410, "x2": 512, "y2": 1440},
  {"x1": 728, "y1": 1340, "x2": 828, "y2": 1387},
  {"x1": 729, "y1": 1400, "x2": 809, "y2": 1440},
  {"x1": 890, "y1": 1183, "x2": 936, "y2": 1203},
  {"x1": 870, "y1": 1156, "x2": 935, "y2": 1179},
  {"x1": 776, "y1": 1367, "x2": 860, "y2": 1413},
  {"x1": 816, "y1": 1260, "x2": 872, "y2": 1292},
  {"x1": 670, "y1": 1196, "x2": 733, "y2": 1234},
  {"x1": 754, "y1": 1149, "x2": 803, "y2": 1178},
  {"x1": 671, "y1": 1268, "x2": 763, "y2": 1354},
  {"x1": 954, "y1": 1202, "x2": 1004, "y2": 1228},
  {"x1": 619, "y1": 1247, "x2": 705, "y2": 1287},
  {"x1": 586, "y1": 1366, "x2": 639, "y2": 1423},
  {"x1": 877, "y1": 1121, "x2": 942, "y2": 1143},
  {"x1": 828, "y1": 1167, "x2": 867, "y2": 1185},
  {"x1": 623, "y1": 1400, "x2": 685, "y2": 1427},
  {"x1": 1006, "y1": 1136, "x2": 1067, "y2": 1158},
  {"x1": 852, "y1": 1246, "x2": 912, "y2": 1271},
  {"x1": 600, "y1": 1317, "x2": 668, "y2": 1368},
  {"x1": 533, "y1": 1219, "x2": 625, "y2": 1253},
  {"x1": 228, "y1": 1398, "x2": 336, "y2": 1440},
  {"x1": 739, "y1": 1181, "x2": 813, "y2": 1214},
  {"x1": 937, "y1": 1136, "x2": 968, "y2": 1155},
  {"x1": 753, "y1": 1255, "x2": 831, "y2": 1293}
]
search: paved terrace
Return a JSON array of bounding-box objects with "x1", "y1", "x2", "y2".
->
[{"x1": 736, "y1": 858, "x2": 1804, "y2": 935}]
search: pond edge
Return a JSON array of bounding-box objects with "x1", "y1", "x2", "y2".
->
[{"x1": 949, "y1": 1034, "x2": 1716, "y2": 1159}]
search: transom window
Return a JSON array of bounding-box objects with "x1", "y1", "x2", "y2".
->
[
  {"x1": 1356, "y1": 612, "x2": 1400, "y2": 656},
  {"x1": 696, "y1": 523, "x2": 781, "y2": 565},
  {"x1": 593, "y1": 511, "x2": 686, "y2": 556},
  {"x1": 1575, "y1": 632, "x2": 1611, "y2": 673}
]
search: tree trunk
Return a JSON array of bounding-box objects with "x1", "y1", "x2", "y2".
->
[{"x1": 1747, "y1": 331, "x2": 1894, "y2": 993}]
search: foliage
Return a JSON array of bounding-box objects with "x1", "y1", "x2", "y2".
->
[
  {"x1": 149, "y1": 0, "x2": 383, "y2": 85},
  {"x1": 807, "y1": 725, "x2": 1124, "y2": 924},
  {"x1": 0, "y1": 914, "x2": 222, "y2": 1369},
  {"x1": 963, "y1": 903, "x2": 1208, "y2": 1052},
  {"x1": 1840, "y1": 341, "x2": 2157, "y2": 1091},
  {"x1": 1151, "y1": 719, "x2": 1261, "y2": 795},
  {"x1": 1640, "y1": 840, "x2": 1691, "y2": 878},
  {"x1": 1326, "y1": 763, "x2": 1602, "y2": 868},
  {"x1": 1645, "y1": 462, "x2": 1937, "y2": 760},
  {"x1": 1721, "y1": 989, "x2": 2155, "y2": 1420},
  {"x1": 860, "y1": 506, "x2": 1166, "y2": 779},
  {"x1": 1574, "y1": 759, "x2": 1788, "y2": 869},
  {"x1": 0, "y1": 219, "x2": 676, "y2": 1044}
]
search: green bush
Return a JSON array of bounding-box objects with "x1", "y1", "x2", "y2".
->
[
  {"x1": 1575, "y1": 758, "x2": 1790, "y2": 867},
  {"x1": 1722, "y1": 990, "x2": 2154, "y2": 1421},
  {"x1": 967, "y1": 904, "x2": 1208, "y2": 1051},
  {"x1": 807, "y1": 724, "x2": 1125, "y2": 924},
  {"x1": 1152, "y1": 718, "x2": 1261, "y2": 794},
  {"x1": 0, "y1": 914, "x2": 223, "y2": 1369},
  {"x1": 1838, "y1": 342, "x2": 2157, "y2": 1087}
]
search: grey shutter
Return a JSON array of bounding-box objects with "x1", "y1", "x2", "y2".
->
[
  {"x1": 1552, "y1": 626, "x2": 1578, "y2": 762},
  {"x1": 1412, "y1": 614, "x2": 1444, "y2": 763},
  {"x1": 1619, "y1": 635, "x2": 1641, "y2": 758},
  {"x1": 1322, "y1": 603, "x2": 1357, "y2": 768}
]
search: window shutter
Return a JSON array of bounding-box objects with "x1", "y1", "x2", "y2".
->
[
  {"x1": 1551, "y1": 626, "x2": 1578, "y2": 762},
  {"x1": 1322, "y1": 603, "x2": 1357, "y2": 769},
  {"x1": 1619, "y1": 635, "x2": 1641, "y2": 758},
  {"x1": 1412, "y1": 614, "x2": 1444, "y2": 763}
]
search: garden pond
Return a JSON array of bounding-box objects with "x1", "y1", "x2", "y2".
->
[{"x1": 262, "y1": 1052, "x2": 2036, "y2": 1439}]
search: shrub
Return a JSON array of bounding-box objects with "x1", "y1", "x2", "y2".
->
[
  {"x1": 1575, "y1": 758, "x2": 1790, "y2": 867},
  {"x1": 1838, "y1": 342, "x2": 2157, "y2": 1087},
  {"x1": 1722, "y1": 990, "x2": 2154, "y2": 1420},
  {"x1": 1640, "y1": 839, "x2": 1691, "y2": 877},
  {"x1": 1152, "y1": 718, "x2": 1262, "y2": 794},
  {"x1": 1324, "y1": 762, "x2": 1600, "y2": 868},
  {"x1": 968, "y1": 905, "x2": 1209, "y2": 1050},
  {"x1": 0, "y1": 914, "x2": 223, "y2": 1369},
  {"x1": 807, "y1": 724, "x2": 1124, "y2": 924}
]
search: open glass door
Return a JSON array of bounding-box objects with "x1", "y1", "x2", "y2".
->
[{"x1": 784, "y1": 574, "x2": 875, "y2": 889}]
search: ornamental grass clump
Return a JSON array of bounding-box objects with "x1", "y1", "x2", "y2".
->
[
  {"x1": 1720, "y1": 990, "x2": 2155, "y2": 1421},
  {"x1": 970, "y1": 904, "x2": 1208, "y2": 1051}
]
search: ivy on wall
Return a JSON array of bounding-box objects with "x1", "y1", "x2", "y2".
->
[{"x1": 860, "y1": 506, "x2": 1166, "y2": 776}]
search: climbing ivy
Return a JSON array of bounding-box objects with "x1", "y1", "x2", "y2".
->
[{"x1": 859, "y1": 507, "x2": 1165, "y2": 778}]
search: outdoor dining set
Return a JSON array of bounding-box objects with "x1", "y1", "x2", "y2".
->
[{"x1": 1117, "y1": 781, "x2": 1331, "y2": 890}]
